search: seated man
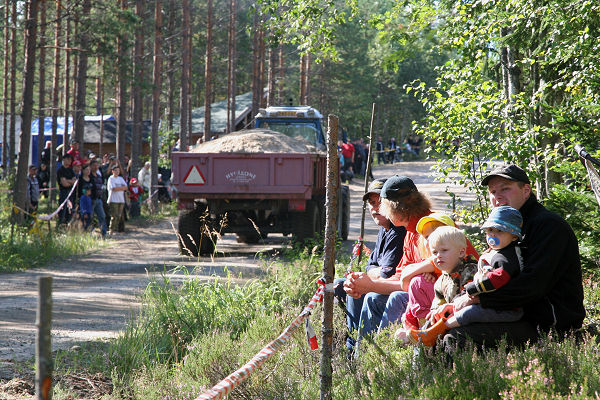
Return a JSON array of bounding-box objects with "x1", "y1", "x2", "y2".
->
[
  {"x1": 443, "y1": 164, "x2": 586, "y2": 350},
  {"x1": 335, "y1": 178, "x2": 406, "y2": 352}
]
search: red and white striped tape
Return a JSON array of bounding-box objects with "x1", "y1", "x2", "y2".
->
[{"x1": 195, "y1": 281, "x2": 326, "y2": 400}]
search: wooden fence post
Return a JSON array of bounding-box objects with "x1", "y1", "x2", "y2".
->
[
  {"x1": 36, "y1": 276, "x2": 53, "y2": 400},
  {"x1": 320, "y1": 114, "x2": 338, "y2": 400}
]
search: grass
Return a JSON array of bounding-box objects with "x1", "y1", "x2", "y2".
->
[{"x1": 98, "y1": 238, "x2": 600, "y2": 400}]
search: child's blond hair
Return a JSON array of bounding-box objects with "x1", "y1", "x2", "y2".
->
[{"x1": 427, "y1": 226, "x2": 467, "y2": 251}]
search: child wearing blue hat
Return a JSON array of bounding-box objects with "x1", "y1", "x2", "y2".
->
[{"x1": 408, "y1": 206, "x2": 525, "y2": 346}]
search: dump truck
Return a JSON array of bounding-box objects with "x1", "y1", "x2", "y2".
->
[{"x1": 171, "y1": 106, "x2": 350, "y2": 256}]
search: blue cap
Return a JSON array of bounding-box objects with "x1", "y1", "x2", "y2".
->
[
  {"x1": 380, "y1": 175, "x2": 417, "y2": 199},
  {"x1": 482, "y1": 206, "x2": 523, "y2": 239}
]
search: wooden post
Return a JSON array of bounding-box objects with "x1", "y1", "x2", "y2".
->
[
  {"x1": 320, "y1": 114, "x2": 338, "y2": 400},
  {"x1": 36, "y1": 276, "x2": 53, "y2": 400},
  {"x1": 357, "y1": 103, "x2": 376, "y2": 265}
]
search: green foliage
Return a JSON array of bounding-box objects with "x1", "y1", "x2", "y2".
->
[{"x1": 545, "y1": 184, "x2": 600, "y2": 272}]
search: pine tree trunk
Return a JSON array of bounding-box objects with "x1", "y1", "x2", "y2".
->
[
  {"x1": 179, "y1": 0, "x2": 190, "y2": 150},
  {"x1": 14, "y1": 0, "x2": 39, "y2": 224},
  {"x1": 151, "y1": 0, "x2": 163, "y2": 211},
  {"x1": 227, "y1": 0, "x2": 237, "y2": 133},
  {"x1": 36, "y1": 0, "x2": 46, "y2": 167},
  {"x1": 278, "y1": 45, "x2": 284, "y2": 105},
  {"x1": 50, "y1": 0, "x2": 62, "y2": 206},
  {"x1": 9, "y1": 0, "x2": 17, "y2": 172},
  {"x1": 166, "y1": 0, "x2": 175, "y2": 132},
  {"x1": 250, "y1": 10, "x2": 259, "y2": 117},
  {"x1": 73, "y1": 0, "x2": 91, "y2": 148},
  {"x1": 204, "y1": 0, "x2": 213, "y2": 141},
  {"x1": 95, "y1": 56, "x2": 102, "y2": 115},
  {"x1": 63, "y1": 11, "x2": 70, "y2": 155},
  {"x1": 116, "y1": 0, "x2": 128, "y2": 166},
  {"x1": 2, "y1": 0, "x2": 10, "y2": 175},
  {"x1": 267, "y1": 47, "x2": 275, "y2": 107},
  {"x1": 131, "y1": 0, "x2": 145, "y2": 176},
  {"x1": 258, "y1": 28, "x2": 265, "y2": 108},
  {"x1": 299, "y1": 54, "x2": 306, "y2": 105}
]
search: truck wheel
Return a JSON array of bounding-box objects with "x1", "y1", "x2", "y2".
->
[
  {"x1": 178, "y1": 208, "x2": 202, "y2": 257},
  {"x1": 236, "y1": 232, "x2": 262, "y2": 244},
  {"x1": 341, "y1": 185, "x2": 350, "y2": 241},
  {"x1": 198, "y1": 228, "x2": 217, "y2": 255},
  {"x1": 295, "y1": 200, "x2": 319, "y2": 242}
]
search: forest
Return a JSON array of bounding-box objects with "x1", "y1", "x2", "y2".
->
[{"x1": 1, "y1": 0, "x2": 599, "y2": 226}]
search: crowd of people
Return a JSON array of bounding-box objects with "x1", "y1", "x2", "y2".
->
[
  {"x1": 26, "y1": 139, "x2": 164, "y2": 237},
  {"x1": 337, "y1": 164, "x2": 585, "y2": 357}
]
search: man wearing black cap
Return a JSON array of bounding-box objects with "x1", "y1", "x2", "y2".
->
[
  {"x1": 335, "y1": 178, "x2": 407, "y2": 352},
  {"x1": 443, "y1": 164, "x2": 585, "y2": 349}
]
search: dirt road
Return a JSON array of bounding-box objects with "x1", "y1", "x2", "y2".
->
[{"x1": 0, "y1": 160, "x2": 474, "y2": 380}]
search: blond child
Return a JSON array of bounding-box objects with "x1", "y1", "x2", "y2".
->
[{"x1": 409, "y1": 206, "x2": 524, "y2": 346}]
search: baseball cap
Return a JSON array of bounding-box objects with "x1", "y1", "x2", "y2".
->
[
  {"x1": 130, "y1": 177, "x2": 138, "y2": 184},
  {"x1": 362, "y1": 178, "x2": 387, "y2": 201},
  {"x1": 28, "y1": 164, "x2": 37, "y2": 170},
  {"x1": 380, "y1": 175, "x2": 417, "y2": 199},
  {"x1": 481, "y1": 164, "x2": 530, "y2": 186},
  {"x1": 482, "y1": 206, "x2": 523, "y2": 239},
  {"x1": 416, "y1": 212, "x2": 456, "y2": 234},
  {"x1": 111, "y1": 164, "x2": 120, "y2": 170},
  {"x1": 72, "y1": 160, "x2": 82, "y2": 166}
]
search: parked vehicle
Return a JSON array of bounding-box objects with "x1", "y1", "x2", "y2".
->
[{"x1": 171, "y1": 106, "x2": 350, "y2": 256}]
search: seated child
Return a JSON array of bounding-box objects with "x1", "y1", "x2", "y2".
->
[
  {"x1": 79, "y1": 187, "x2": 93, "y2": 230},
  {"x1": 395, "y1": 213, "x2": 478, "y2": 341},
  {"x1": 408, "y1": 206, "x2": 524, "y2": 346}
]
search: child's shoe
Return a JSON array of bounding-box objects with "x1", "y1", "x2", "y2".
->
[{"x1": 408, "y1": 318, "x2": 449, "y2": 347}]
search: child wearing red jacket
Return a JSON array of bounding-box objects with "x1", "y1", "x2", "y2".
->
[{"x1": 128, "y1": 178, "x2": 144, "y2": 218}]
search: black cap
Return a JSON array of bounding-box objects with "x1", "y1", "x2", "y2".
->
[
  {"x1": 28, "y1": 164, "x2": 37, "y2": 169},
  {"x1": 481, "y1": 164, "x2": 530, "y2": 186},
  {"x1": 381, "y1": 175, "x2": 417, "y2": 199},
  {"x1": 362, "y1": 178, "x2": 387, "y2": 201}
]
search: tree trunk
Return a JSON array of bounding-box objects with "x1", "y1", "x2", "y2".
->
[
  {"x1": 50, "y1": 0, "x2": 62, "y2": 207},
  {"x1": 227, "y1": 0, "x2": 237, "y2": 133},
  {"x1": 131, "y1": 0, "x2": 145, "y2": 176},
  {"x1": 36, "y1": 0, "x2": 46, "y2": 167},
  {"x1": 267, "y1": 46, "x2": 276, "y2": 107},
  {"x1": 166, "y1": 0, "x2": 175, "y2": 132},
  {"x1": 278, "y1": 45, "x2": 284, "y2": 105},
  {"x1": 63, "y1": 11, "x2": 70, "y2": 155},
  {"x1": 250, "y1": 10, "x2": 260, "y2": 117},
  {"x1": 299, "y1": 54, "x2": 306, "y2": 105},
  {"x1": 99, "y1": 58, "x2": 104, "y2": 157},
  {"x1": 258, "y1": 28, "x2": 265, "y2": 108},
  {"x1": 9, "y1": 0, "x2": 17, "y2": 172},
  {"x1": 73, "y1": 0, "x2": 91, "y2": 149},
  {"x1": 151, "y1": 0, "x2": 163, "y2": 211},
  {"x1": 204, "y1": 0, "x2": 213, "y2": 141},
  {"x1": 14, "y1": 0, "x2": 39, "y2": 224},
  {"x1": 95, "y1": 56, "x2": 102, "y2": 115},
  {"x1": 179, "y1": 0, "x2": 190, "y2": 150},
  {"x1": 116, "y1": 0, "x2": 128, "y2": 166},
  {"x1": 2, "y1": 0, "x2": 10, "y2": 175}
]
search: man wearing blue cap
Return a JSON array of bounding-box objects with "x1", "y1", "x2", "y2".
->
[{"x1": 442, "y1": 164, "x2": 585, "y2": 350}]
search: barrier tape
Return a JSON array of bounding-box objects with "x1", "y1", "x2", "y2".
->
[
  {"x1": 195, "y1": 280, "x2": 326, "y2": 400},
  {"x1": 37, "y1": 179, "x2": 79, "y2": 221},
  {"x1": 144, "y1": 189, "x2": 159, "y2": 205}
]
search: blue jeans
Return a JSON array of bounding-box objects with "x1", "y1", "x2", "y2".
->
[
  {"x1": 92, "y1": 198, "x2": 107, "y2": 236},
  {"x1": 335, "y1": 278, "x2": 409, "y2": 351}
]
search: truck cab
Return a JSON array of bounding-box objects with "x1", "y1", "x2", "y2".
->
[{"x1": 255, "y1": 106, "x2": 326, "y2": 152}]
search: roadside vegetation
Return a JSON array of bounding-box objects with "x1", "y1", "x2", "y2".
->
[
  {"x1": 0, "y1": 178, "x2": 176, "y2": 273},
  {"x1": 46, "y1": 229, "x2": 600, "y2": 400}
]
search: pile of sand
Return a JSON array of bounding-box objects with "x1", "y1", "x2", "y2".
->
[{"x1": 190, "y1": 129, "x2": 323, "y2": 154}]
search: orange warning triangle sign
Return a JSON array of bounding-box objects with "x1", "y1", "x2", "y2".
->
[{"x1": 183, "y1": 165, "x2": 206, "y2": 185}]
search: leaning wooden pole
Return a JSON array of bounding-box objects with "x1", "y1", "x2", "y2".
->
[
  {"x1": 36, "y1": 276, "x2": 53, "y2": 400},
  {"x1": 320, "y1": 114, "x2": 338, "y2": 400},
  {"x1": 357, "y1": 103, "x2": 376, "y2": 266}
]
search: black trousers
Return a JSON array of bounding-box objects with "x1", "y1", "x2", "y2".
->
[{"x1": 442, "y1": 320, "x2": 539, "y2": 352}]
